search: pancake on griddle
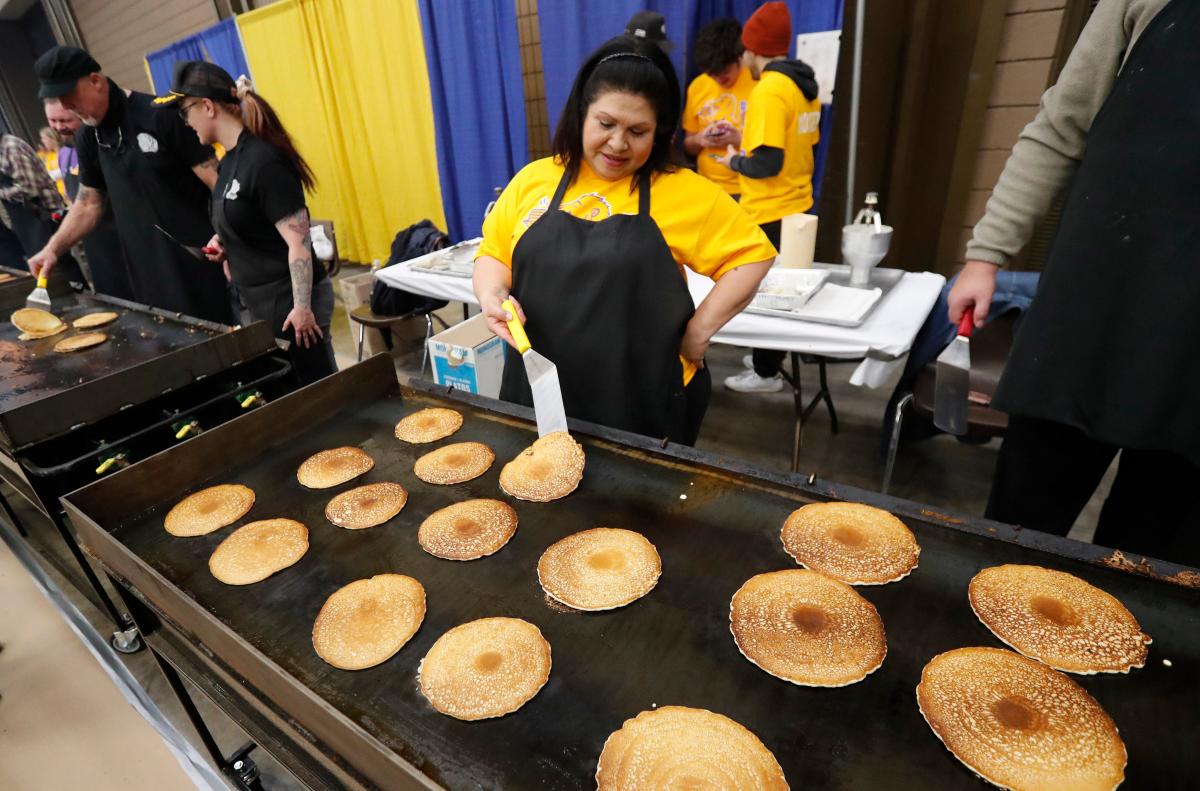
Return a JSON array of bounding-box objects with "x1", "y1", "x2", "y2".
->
[
  {"x1": 312, "y1": 574, "x2": 426, "y2": 670},
  {"x1": 296, "y1": 446, "x2": 375, "y2": 489},
  {"x1": 54, "y1": 332, "x2": 108, "y2": 353},
  {"x1": 11, "y1": 307, "x2": 64, "y2": 335},
  {"x1": 498, "y1": 431, "x2": 585, "y2": 502},
  {"x1": 418, "y1": 499, "x2": 517, "y2": 560},
  {"x1": 917, "y1": 647, "x2": 1126, "y2": 791},
  {"x1": 72, "y1": 311, "x2": 119, "y2": 329},
  {"x1": 537, "y1": 528, "x2": 660, "y2": 611},
  {"x1": 596, "y1": 706, "x2": 788, "y2": 790},
  {"x1": 18, "y1": 326, "x2": 67, "y2": 340},
  {"x1": 208, "y1": 518, "x2": 308, "y2": 585},
  {"x1": 164, "y1": 484, "x2": 255, "y2": 536},
  {"x1": 730, "y1": 569, "x2": 886, "y2": 687},
  {"x1": 969, "y1": 564, "x2": 1151, "y2": 674},
  {"x1": 780, "y1": 501, "x2": 919, "y2": 585},
  {"x1": 394, "y1": 407, "x2": 463, "y2": 443},
  {"x1": 325, "y1": 482, "x2": 408, "y2": 529},
  {"x1": 413, "y1": 442, "x2": 494, "y2": 485},
  {"x1": 419, "y1": 617, "x2": 550, "y2": 720}
]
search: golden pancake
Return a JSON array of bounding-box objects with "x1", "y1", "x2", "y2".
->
[
  {"x1": 54, "y1": 332, "x2": 108, "y2": 353},
  {"x1": 730, "y1": 569, "x2": 886, "y2": 687},
  {"x1": 498, "y1": 431, "x2": 585, "y2": 502},
  {"x1": 780, "y1": 502, "x2": 919, "y2": 585},
  {"x1": 537, "y1": 528, "x2": 661, "y2": 611},
  {"x1": 164, "y1": 484, "x2": 255, "y2": 536},
  {"x1": 312, "y1": 574, "x2": 426, "y2": 670},
  {"x1": 917, "y1": 647, "x2": 1126, "y2": 791},
  {"x1": 596, "y1": 706, "x2": 788, "y2": 790},
  {"x1": 325, "y1": 482, "x2": 408, "y2": 529},
  {"x1": 18, "y1": 325, "x2": 68, "y2": 340},
  {"x1": 208, "y1": 518, "x2": 308, "y2": 585},
  {"x1": 296, "y1": 446, "x2": 375, "y2": 489},
  {"x1": 418, "y1": 499, "x2": 517, "y2": 560},
  {"x1": 969, "y1": 564, "x2": 1151, "y2": 675},
  {"x1": 413, "y1": 441, "x2": 494, "y2": 485},
  {"x1": 419, "y1": 617, "x2": 551, "y2": 720},
  {"x1": 72, "y1": 311, "x2": 119, "y2": 329},
  {"x1": 11, "y1": 307, "x2": 64, "y2": 334},
  {"x1": 394, "y1": 407, "x2": 464, "y2": 443}
]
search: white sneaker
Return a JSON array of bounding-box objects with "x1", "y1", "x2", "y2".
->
[
  {"x1": 724, "y1": 369, "x2": 784, "y2": 393},
  {"x1": 742, "y1": 353, "x2": 754, "y2": 370}
]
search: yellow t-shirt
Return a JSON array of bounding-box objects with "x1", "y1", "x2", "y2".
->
[
  {"x1": 478, "y1": 157, "x2": 777, "y2": 384},
  {"x1": 739, "y1": 69, "x2": 822, "y2": 225},
  {"x1": 682, "y1": 67, "x2": 756, "y2": 196}
]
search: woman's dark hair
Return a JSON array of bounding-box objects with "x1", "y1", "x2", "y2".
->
[
  {"x1": 693, "y1": 18, "x2": 744, "y2": 75},
  {"x1": 228, "y1": 89, "x2": 316, "y2": 192},
  {"x1": 551, "y1": 36, "x2": 681, "y2": 189}
]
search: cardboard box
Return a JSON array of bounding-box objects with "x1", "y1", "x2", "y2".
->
[{"x1": 427, "y1": 313, "x2": 505, "y2": 398}]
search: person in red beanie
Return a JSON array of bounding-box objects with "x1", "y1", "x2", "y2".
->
[{"x1": 717, "y1": 0, "x2": 823, "y2": 393}]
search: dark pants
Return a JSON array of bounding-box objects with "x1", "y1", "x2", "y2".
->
[
  {"x1": 986, "y1": 415, "x2": 1200, "y2": 567},
  {"x1": 751, "y1": 219, "x2": 786, "y2": 377}
]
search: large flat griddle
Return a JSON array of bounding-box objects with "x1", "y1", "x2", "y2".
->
[
  {"x1": 0, "y1": 291, "x2": 275, "y2": 450},
  {"x1": 63, "y1": 355, "x2": 1200, "y2": 790}
]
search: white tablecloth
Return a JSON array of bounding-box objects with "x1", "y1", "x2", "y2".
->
[{"x1": 376, "y1": 244, "x2": 945, "y2": 388}]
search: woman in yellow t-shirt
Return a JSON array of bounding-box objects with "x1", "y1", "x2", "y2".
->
[{"x1": 474, "y1": 37, "x2": 775, "y2": 445}]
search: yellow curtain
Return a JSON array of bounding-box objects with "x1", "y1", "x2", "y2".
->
[{"x1": 236, "y1": 0, "x2": 446, "y2": 263}]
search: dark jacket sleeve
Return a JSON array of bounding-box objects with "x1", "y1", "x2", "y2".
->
[{"x1": 730, "y1": 145, "x2": 784, "y2": 179}]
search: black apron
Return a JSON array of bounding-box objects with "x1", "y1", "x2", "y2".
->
[
  {"x1": 92, "y1": 95, "x2": 232, "y2": 323},
  {"x1": 61, "y1": 143, "x2": 134, "y2": 299},
  {"x1": 0, "y1": 171, "x2": 85, "y2": 284},
  {"x1": 499, "y1": 169, "x2": 703, "y2": 442},
  {"x1": 993, "y1": 0, "x2": 1200, "y2": 467},
  {"x1": 211, "y1": 145, "x2": 334, "y2": 386}
]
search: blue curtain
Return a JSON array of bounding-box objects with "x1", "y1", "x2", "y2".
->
[
  {"x1": 538, "y1": 0, "x2": 842, "y2": 204},
  {"x1": 418, "y1": 0, "x2": 527, "y2": 242},
  {"x1": 146, "y1": 19, "x2": 251, "y2": 94}
]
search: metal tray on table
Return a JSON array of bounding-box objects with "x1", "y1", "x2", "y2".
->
[
  {"x1": 746, "y1": 263, "x2": 905, "y2": 327},
  {"x1": 62, "y1": 354, "x2": 1200, "y2": 790}
]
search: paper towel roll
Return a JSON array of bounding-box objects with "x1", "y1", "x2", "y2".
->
[{"x1": 778, "y1": 213, "x2": 818, "y2": 268}]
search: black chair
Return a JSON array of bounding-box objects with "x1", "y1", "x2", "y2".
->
[
  {"x1": 348, "y1": 304, "x2": 449, "y2": 373},
  {"x1": 881, "y1": 311, "x2": 1017, "y2": 493}
]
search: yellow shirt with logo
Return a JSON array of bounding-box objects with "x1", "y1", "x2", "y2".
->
[
  {"x1": 478, "y1": 156, "x2": 777, "y2": 384},
  {"x1": 682, "y1": 67, "x2": 756, "y2": 196},
  {"x1": 738, "y1": 70, "x2": 822, "y2": 225}
]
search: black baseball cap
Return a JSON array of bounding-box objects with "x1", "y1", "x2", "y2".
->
[
  {"x1": 153, "y1": 60, "x2": 237, "y2": 107},
  {"x1": 35, "y1": 46, "x2": 101, "y2": 98},
  {"x1": 625, "y1": 10, "x2": 674, "y2": 52}
]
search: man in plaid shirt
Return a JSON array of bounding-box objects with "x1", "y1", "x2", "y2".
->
[{"x1": 0, "y1": 132, "x2": 83, "y2": 282}]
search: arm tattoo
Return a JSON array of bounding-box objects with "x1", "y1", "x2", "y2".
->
[
  {"x1": 281, "y1": 207, "x2": 311, "y2": 239},
  {"x1": 289, "y1": 255, "x2": 313, "y2": 310},
  {"x1": 77, "y1": 185, "x2": 106, "y2": 210}
]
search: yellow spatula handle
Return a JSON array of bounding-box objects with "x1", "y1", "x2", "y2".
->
[
  {"x1": 36, "y1": 275, "x2": 48, "y2": 288},
  {"x1": 501, "y1": 299, "x2": 530, "y2": 354}
]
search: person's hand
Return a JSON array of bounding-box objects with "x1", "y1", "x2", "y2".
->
[
  {"x1": 480, "y1": 292, "x2": 525, "y2": 349},
  {"x1": 222, "y1": 260, "x2": 232, "y2": 282},
  {"x1": 680, "y1": 321, "x2": 710, "y2": 367},
  {"x1": 713, "y1": 144, "x2": 739, "y2": 169},
  {"x1": 707, "y1": 122, "x2": 740, "y2": 148},
  {"x1": 282, "y1": 305, "x2": 323, "y2": 348},
  {"x1": 27, "y1": 247, "x2": 57, "y2": 278},
  {"x1": 948, "y1": 260, "x2": 1000, "y2": 326},
  {"x1": 204, "y1": 234, "x2": 226, "y2": 263}
]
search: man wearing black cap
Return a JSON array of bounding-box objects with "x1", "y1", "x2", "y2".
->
[
  {"x1": 625, "y1": 10, "x2": 674, "y2": 52},
  {"x1": 27, "y1": 46, "x2": 232, "y2": 323}
]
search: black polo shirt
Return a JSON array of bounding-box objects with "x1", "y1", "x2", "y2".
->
[{"x1": 213, "y1": 129, "x2": 309, "y2": 280}]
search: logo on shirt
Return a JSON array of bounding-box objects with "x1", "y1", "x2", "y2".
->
[
  {"x1": 797, "y1": 109, "x2": 821, "y2": 134},
  {"x1": 223, "y1": 178, "x2": 241, "y2": 201},
  {"x1": 137, "y1": 133, "x2": 159, "y2": 153},
  {"x1": 697, "y1": 93, "x2": 746, "y2": 128},
  {"x1": 559, "y1": 193, "x2": 613, "y2": 221}
]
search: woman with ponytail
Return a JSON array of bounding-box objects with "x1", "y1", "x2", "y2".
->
[
  {"x1": 167, "y1": 60, "x2": 335, "y2": 385},
  {"x1": 473, "y1": 36, "x2": 775, "y2": 444}
]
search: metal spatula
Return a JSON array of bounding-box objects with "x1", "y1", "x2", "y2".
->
[
  {"x1": 26, "y1": 273, "x2": 51, "y2": 309},
  {"x1": 154, "y1": 223, "x2": 206, "y2": 260},
  {"x1": 933, "y1": 313, "x2": 974, "y2": 435},
  {"x1": 502, "y1": 299, "x2": 567, "y2": 436}
]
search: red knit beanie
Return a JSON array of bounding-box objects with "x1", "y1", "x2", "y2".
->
[{"x1": 742, "y1": 1, "x2": 792, "y2": 57}]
